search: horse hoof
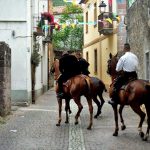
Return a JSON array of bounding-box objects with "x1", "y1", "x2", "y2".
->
[
  {"x1": 69, "y1": 110, "x2": 72, "y2": 114},
  {"x1": 121, "y1": 125, "x2": 126, "y2": 130},
  {"x1": 113, "y1": 132, "x2": 118, "y2": 136},
  {"x1": 75, "y1": 122, "x2": 78, "y2": 125},
  {"x1": 87, "y1": 127, "x2": 91, "y2": 130},
  {"x1": 94, "y1": 115, "x2": 98, "y2": 118},
  {"x1": 139, "y1": 132, "x2": 144, "y2": 138},
  {"x1": 65, "y1": 121, "x2": 69, "y2": 124},
  {"x1": 142, "y1": 136, "x2": 148, "y2": 141},
  {"x1": 56, "y1": 123, "x2": 60, "y2": 126}
]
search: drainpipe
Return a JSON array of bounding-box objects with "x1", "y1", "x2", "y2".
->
[
  {"x1": 99, "y1": 38, "x2": 102, "y2": 79},
  {"x1": 47, "y1": 0, "x2": 50, "y2": 89}
]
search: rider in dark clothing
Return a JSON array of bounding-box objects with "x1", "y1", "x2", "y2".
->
[
  {"x1": 76, "y1": 52, "x2": 90, "y2": 76},
  {"x1": 57, "y1": 51, "x2": 81, "y2": 98}
]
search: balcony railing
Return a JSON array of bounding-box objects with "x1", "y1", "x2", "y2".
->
[{"x1": 98, "y1": 12, "x2": 113, "y2": 35}]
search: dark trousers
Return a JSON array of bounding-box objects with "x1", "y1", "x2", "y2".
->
[
  {"x1": 113, "y1": 71, "x2": 137, "y2": 99},
  {"x1": 57, "y1": 74, "x2": 69, "y2": 92}
]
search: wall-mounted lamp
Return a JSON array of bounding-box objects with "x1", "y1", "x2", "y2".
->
[
  {"x1": 99, "y1": 1, "x2": 107, "y2": 13},
  {"x1": 11, "y1": 30, "x2": 15, "y2": 37}
]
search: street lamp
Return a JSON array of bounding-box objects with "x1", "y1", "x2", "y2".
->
[{"x1": 99, "y1": 1, "x2": 107, "y2": 13}]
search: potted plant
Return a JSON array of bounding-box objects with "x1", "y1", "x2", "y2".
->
[
  {"x1": 36, "y1": 17, "x2": 45, "y2": 33},
  {"x1": 31, "y1": 42, "x2": 41, "y2": 103}
]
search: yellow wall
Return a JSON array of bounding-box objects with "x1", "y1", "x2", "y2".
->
[
  {"x1": 83, "y1": 0, "x2": 99, "y2": 45},
  {"x1": 82, "y1": 0, "x2": 118, "y2": 88},
  {"x1": 83, "y1": 34, "x2": 117, "y2": 88}
]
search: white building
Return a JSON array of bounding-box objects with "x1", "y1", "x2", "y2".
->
[{"x1": 0, "y1": 0, "x2": 51, "y2": 105}]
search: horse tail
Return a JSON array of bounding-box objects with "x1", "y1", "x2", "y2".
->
[
  {"x1": 101, "y1": 81, "x2": 107, "y2": 92},
  {"x1": 98, "y1": 79, "x2": 107, "y2": 92},
  {"x1": 104, "y1": 85, "x2": 107, "y2": 92}
]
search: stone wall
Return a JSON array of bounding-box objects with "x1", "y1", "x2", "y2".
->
[
  {"x1": 127, "y1": 0, "x2": 150, "y2": 79},
  {"x1": 0, "y1": 42, "x2": 11, "y2": 116}
]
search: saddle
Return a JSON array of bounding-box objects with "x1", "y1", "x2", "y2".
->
[
  {"x1": 120, "y1": 76, "x2": 138, "y2": 91},
  {"x1": 62, "y1": 74, "x2": 89, "y2": 87}
]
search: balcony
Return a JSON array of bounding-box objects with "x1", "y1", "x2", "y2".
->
[
  {"x1": 33, "y1": 27, "x2": 44, "y2": 37},
  {"x1": 98, "y1": 12, "x2": 113, "y2": 35}
]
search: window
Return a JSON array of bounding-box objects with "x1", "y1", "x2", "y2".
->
[
  {"x1": 146, "y1": 52, "x2": 150, "y2": 81},
  {"x1": 86, "y1": 52, "x2": 89, "y2": 62},
  {"x1": 94, "y1": 3, "x2": 97, "y2": 27},
  {"x1": 94, "y1": 49, "x2": 97, "y2": 74},
  {"x1": 86, "y1": 12, "x2": 88, "y2": 33}
]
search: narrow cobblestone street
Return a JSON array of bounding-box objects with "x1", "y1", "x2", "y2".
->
[{"x1": 0, "y1": 88, "x2": 150, "y2": 150}]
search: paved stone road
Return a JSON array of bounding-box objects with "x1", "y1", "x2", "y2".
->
[{"x1": 0, "y1": 89, "x2": 150, "y2": 150}]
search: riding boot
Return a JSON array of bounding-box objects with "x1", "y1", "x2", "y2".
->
[{"x1": 108, "y1": 89, "x2": 118, "y2": 106}]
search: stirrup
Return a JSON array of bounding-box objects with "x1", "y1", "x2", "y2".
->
[
  {"x1": 108, "y1": 99, "x2": 117, "y2": 106},
  {"x1": 57, "y1": 92, "x2": 64, "y2": 98}
]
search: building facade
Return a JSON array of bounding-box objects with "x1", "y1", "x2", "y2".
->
[
  {"x1": 0, "y1": 0, "x2": 53, "y2": 105},
  {"x1": 127, "y1": 0, "x2": 150, "y2": 80},
  {"x1": 79, "y1": 0, "x2": 118, "y2": 88}
]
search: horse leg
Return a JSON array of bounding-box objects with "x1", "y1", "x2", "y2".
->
[
  {"x1": 86, "y1": 98, "x2": 93, "y2": 130},
  {"x1": 64, "y1": 98, "x2": 70, "y2": 124},
  {"x1": 56, "y1": 98, "x2": 62, "y2": 126},
  {"x1": 112, "y1": 104, "x2": 119, "y2": 136},
  {"x1": 143, "y1": 104, "x2": 150, "y2": 141},
  {"x1": 73, "y1": 97, "x2": 83, "y2": 125},
  {"x1": 68, "y1": 99, "x2": 72, "y2": 114},
  {"x1": 92, "y1": 96, "x2": 101, "y2": 118},
  {"x1": 118, "y1": 105, "x2": 126, "y2": 130},
  {"x1": 98, "y1": 94, "x2": 105, "y2": 115},
  {"x1": 130, "y1": 104, "x2": 146, "y2": 139}
]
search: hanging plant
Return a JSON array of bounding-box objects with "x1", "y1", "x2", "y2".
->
[
  {"x1": 31, "y1": 42, "x2": 41, "y2": 67},
  {"x1": 37, "y1": 16, "x2": 45, "y2": 28}
]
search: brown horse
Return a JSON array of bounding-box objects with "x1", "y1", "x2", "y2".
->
[
  {"x1": 55, "y1": 75, "x2": 106, "y2": 127},
  {"x1": 107, "y1": 52, "x2": 150, "y2": 141},
  {"x1": 56, "y1": 74, "x2": 93, "y2": 130},
  {"x1": 51, "y1": 59, "x2": 106, "y2": 129}
]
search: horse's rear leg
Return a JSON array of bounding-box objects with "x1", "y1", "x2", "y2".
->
[
  {"x1": 93, "y1": 96, "x2": 101, "y2": 118},
  {"x1": 130, "y1": 104, "x2": 146, "y2": 139},
  {"x1": 143, "y1": 104, "x2": 150, "y2": 141},
  {"x1": 98, "y1": 94, "x2": 105, "y2": 114},
  {"x1": 73, "y1": 97, "x2": 83, "y2": 125},
  {"x1": 112, "y1": 105, "x2": 119, "y2": 136},
  {"x1": 64, "y1": 98, "x2": 71, "y2": 124},
  {"x1": 119, "y1": 105, "x2": 126, "y2": 130},
  {"x1": 56, "y1": 98, "x2": 62, "y2": 126},
  {"x1": 86, "y1": 98, "x2": 93, "y2": 130}
]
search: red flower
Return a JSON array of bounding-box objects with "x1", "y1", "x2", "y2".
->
[{"x1": 41, "y1": 12, "x2": 54, "y2": 24}]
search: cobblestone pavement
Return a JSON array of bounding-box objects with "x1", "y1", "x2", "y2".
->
[{"x1": 0, "y1": 88, "x2": 150, "y2": 150}]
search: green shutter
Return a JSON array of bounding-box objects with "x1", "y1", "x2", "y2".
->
[{"x1": 53, "y1": 0, "x2": 66, "y2": 7}]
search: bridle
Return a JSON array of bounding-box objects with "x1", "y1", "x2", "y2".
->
[{"x1": 107, "y1": 59, "x2": 112, "y2": 75}]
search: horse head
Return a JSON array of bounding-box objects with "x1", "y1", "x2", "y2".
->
[
  {"x1": 107, "y1": 53, "x2": 118, "y2": 79},
  {"x1": 107, "y1": 52, "x2": 125, "y2": 81}
]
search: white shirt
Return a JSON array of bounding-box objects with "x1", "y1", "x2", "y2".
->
[{"x1": 116, "y1": 52, "x2": 139, "y2": 72}]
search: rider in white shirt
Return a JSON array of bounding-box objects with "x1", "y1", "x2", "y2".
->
[
  {"x1": 116, "y1": 51, "x2": 139, "y2": 73},
  {"x1": 108, "y1": 43, "x2": 139, "y2": 106}
]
